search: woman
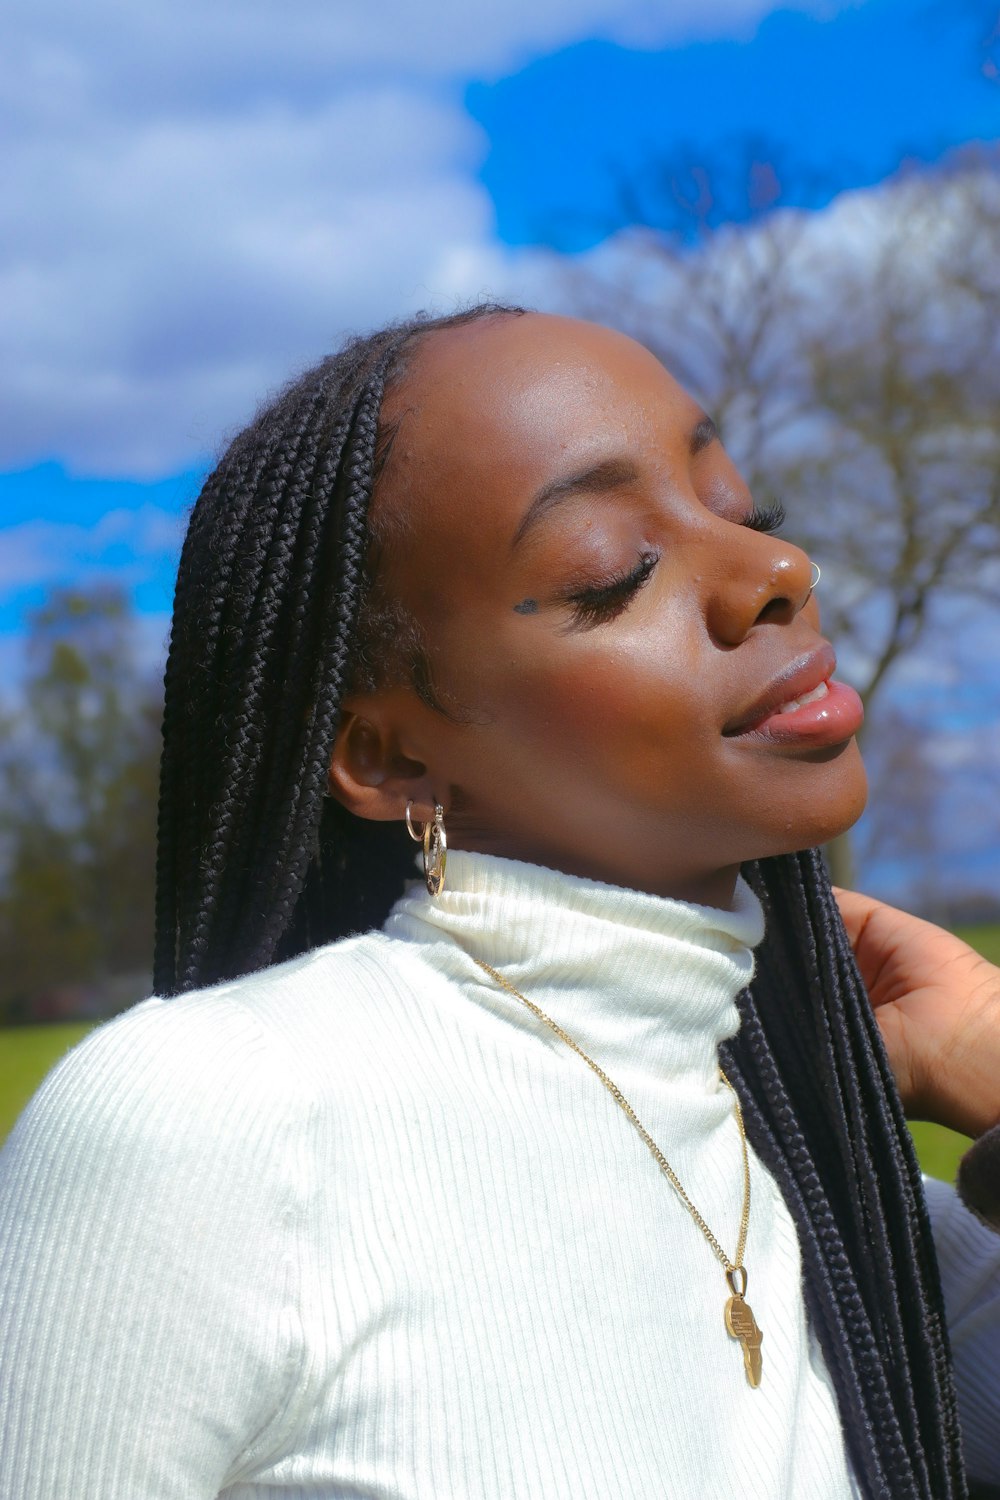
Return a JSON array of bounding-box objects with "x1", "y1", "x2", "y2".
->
[{"x1": 1, "y1": 305, "x2": 998, "y2": 1499}]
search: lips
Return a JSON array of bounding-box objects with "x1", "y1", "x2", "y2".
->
[{"x1": 723, "y1": 644, "x2": 863, "y2": 745}]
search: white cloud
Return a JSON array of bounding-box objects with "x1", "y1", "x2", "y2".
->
[
  {"x1": 1, "y1": 0, "x2": 853, "y2": 478},
  {"x1": 5, "y1": 0, "x2": 844, "y2": 110},
  {"x1": 0, "y1": 83, "x2": 510, "y2": 475},
  {"x1": 0, "y1": 507, "x2": 184, "y2": 592}
]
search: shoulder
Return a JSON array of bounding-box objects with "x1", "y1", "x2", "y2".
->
[
  {"x1": 0, "y1": 935, "x2": 419, "y2": 1330},
  {"x1": 3, "y1": 929, "x2": 426, "y2": 1178},
  {"x1": 0, "y1": 953, "x2": 400, "y2": 1495},
  {"x1": 1, "y1": 999, "x2": 286, "y2": 1234}
]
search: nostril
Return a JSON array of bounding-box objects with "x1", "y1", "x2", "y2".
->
[{"x1": 755, "y1": 595, "x2": 794, "y2": 625}]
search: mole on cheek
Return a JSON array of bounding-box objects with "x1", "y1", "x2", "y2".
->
[{"x1": 513, "y1": 598, "x2": 539, "y2": 615}]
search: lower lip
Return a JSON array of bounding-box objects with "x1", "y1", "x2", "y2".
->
[{"x1": 737, "y1": 679, "x2": 864, "y2": 746}]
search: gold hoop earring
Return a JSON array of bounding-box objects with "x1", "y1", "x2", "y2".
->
[{"x1": 404, "y1": 801, "x2": 448, "y2": 896}]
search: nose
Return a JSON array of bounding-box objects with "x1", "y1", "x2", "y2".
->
[{"x1": 706, "y1": 535, "x2": 815, "y2": 647}]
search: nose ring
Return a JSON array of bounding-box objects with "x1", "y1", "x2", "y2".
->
[{"x1": 809, "y1": 562, "x2": 821, "y2": 592}]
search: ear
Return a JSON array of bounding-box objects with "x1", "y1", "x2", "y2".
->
[{"x1": 326, "y1": 699, "x2": 439, "y2": 825}]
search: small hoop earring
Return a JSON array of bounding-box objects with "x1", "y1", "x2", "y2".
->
[
  {"x1": 423, "y1": 804, "x2": 447, "y2": 896},
  {"x1": 404, "y1": 801, "x2": 448, "y2": 896},
  {"x1": 809, "y1": 562, "x2": 821, "y2": 591}
]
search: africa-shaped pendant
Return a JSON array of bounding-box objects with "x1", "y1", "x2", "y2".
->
[{"x1": 724, "y1": 1269, "x2": 763, "y2": 1387}]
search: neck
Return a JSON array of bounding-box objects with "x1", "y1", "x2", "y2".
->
[
  {"x1": 385, "y1": 847, "x2": 765, "y2": 1093},
  {"x1": 447, "y1": 834, "x2": 743, "y2": 913}
]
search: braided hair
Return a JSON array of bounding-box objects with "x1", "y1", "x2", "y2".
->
[{"x1": 155, "y1": 304, "x2": 968, "y2": 1498}]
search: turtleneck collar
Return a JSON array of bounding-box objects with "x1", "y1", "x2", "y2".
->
[{"x1": 384, "y1": 849, "x2": 764, "y2": 1093}]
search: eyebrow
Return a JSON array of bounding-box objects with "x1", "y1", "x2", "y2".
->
[
  {"x1": 511, "y1": 413, "x2": 719, "y2": 550},
  {"x1": 511, "y1": 457, "x2": 638, "y2": 550}
]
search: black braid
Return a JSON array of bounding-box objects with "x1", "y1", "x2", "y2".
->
[
  {"x1": 156, "y1": 305, "x2": 520, "y2": 996},
  {"x1": 723, "y1": 849, "x2": 968, "y2": 1499},
  {"x1": 156, "y1": 305, "x2": 968, "y2": 1497}
]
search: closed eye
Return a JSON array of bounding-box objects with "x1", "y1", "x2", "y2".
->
[
  {"x1": 564, "y1": 549, "x2": 660, "y2": 630},
  {"x1": 741, "y1": 499, "x2": 786, "y2": 535}
]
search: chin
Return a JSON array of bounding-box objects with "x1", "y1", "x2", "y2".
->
[
  {"x1": 756, "y1": 741, "x2": 869, "y2": 861},
  {"x1": 797, "y1": 744, "x2": 869, "y2": 852}
]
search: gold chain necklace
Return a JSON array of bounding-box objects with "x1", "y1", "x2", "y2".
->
[{"x1": 473, "y1": 957, "x2": 764, "y2": 1388}]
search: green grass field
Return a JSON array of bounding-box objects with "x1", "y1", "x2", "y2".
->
[
  {"x1": 1, "y1": 1023, "x2": 96, "y2": 1143},
  {"x1": 2, "y1": 924, "x2": 999, "y2": 1176},
  {"x1": 908, "y1": 921, "x2": 1000, "y2": 1179},
  {"x1": 954, "y1": 922, "x2": 1000, "y2": 966}
]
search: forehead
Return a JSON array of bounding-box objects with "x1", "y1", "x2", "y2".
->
[{"x1": 380, "y1": 313, "x2": 696, "y2": 536}]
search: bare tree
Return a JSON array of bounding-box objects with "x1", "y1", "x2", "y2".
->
[
  {"x1": 562, "y1": 139, "x2": 818, "y2": 495},
  {"x1": 779, "y1": 159, "x2": 1000, "y2": 711}
]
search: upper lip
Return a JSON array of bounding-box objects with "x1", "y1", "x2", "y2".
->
[{"x1": 723, "y1": 643, "x2": 837, "y2": 736}]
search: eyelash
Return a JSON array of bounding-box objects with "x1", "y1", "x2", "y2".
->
[
  {"x1": 741, "y1": 498, "x2": 786, "y2": 534},
  {"x1": 565, "y1": 549, "x2": 660, "y2": 629},
  {"x1": 561, "y1": 500, "x2": 784, "y2": 630}
]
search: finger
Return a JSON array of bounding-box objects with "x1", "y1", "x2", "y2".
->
[
  {"x1": 832, "y1": 886, "x2": 887, "y2": 945},
  {"x1": 831, "y1": 888, "x2": 915, "y2": 1002}
]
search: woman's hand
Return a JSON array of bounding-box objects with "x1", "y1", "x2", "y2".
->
[{"x1": 834, "y1": 887, "x2": 1000, "y2": 1140}]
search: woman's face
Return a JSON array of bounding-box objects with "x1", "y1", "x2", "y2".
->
[{"x1": 346, "y1": 312, "x2": 866, "y2": 907}]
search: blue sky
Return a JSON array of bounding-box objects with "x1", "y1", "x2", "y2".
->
[
  {"x1": 2, "y1": 0, "x2": 998, "y2": 895},
  {"x1": 470, "y1": 0, "x2": 999, "y2": 248},
  {"x1": 0, "y1": 464, "x2": 196, "y2": 636}
]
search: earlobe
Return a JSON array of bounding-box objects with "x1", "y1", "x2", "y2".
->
[{"x1": 326, "y1": 706, "x2": 433, "y2": 824}]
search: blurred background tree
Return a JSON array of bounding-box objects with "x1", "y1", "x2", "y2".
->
[{"x1": 0, "y1": 586, "x2": 161, "y2": 1024}]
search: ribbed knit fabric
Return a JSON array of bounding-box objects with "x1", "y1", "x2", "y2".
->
[
  {"x1": 1, "y1": 849, "x2": 998, "y2": 1498},
  {"x1": 922, "y1": 1175, "x2": 1000, "y2": 1485}
]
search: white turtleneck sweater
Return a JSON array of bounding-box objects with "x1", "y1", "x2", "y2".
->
[{"x1": 1, "y1": 852, "x2": 998, "y2": 1499}]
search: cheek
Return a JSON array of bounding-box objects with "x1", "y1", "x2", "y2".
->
[{"x1": 485, "y1": 623, "x2": 716, "y2": 790}]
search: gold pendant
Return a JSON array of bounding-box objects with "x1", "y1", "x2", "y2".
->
[{"x1": 725, "y1": 1269, "x2": 763, "y2": 1387}]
